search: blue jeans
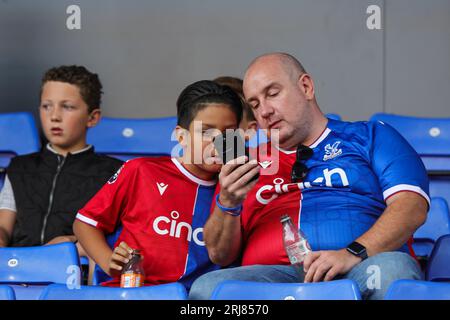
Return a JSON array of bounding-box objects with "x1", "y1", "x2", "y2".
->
[{"x1": 188, "y1": 251, "x2": 422, "y2": 300}]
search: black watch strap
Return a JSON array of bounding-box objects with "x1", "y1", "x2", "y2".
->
[{"x1": 346, "y1": 241, "x2": 368, "y2": 260}]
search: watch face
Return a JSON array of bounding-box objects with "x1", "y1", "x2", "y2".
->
[{"x1": 348, "y1": 242, "x2": 366, "y2": 255}]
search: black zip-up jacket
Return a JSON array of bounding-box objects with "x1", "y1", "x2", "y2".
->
[{"x1": 7, "y1": 145, "x2": 123, "y2": 246}]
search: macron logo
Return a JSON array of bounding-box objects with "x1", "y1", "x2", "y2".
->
[
  {"x1": 157, "y1": 182, "x2": 169, "y2": 196},
  {"x1": 259, "y1": 160, "x2": 273, "y2": 169}
]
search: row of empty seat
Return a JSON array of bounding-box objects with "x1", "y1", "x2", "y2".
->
[{"x1": 1, "y1": 275, "x2": 450, "y2": 300}]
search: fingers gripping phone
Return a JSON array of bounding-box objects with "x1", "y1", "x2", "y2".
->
[{"x1": 213, "y1": 131, "x2": 259, "y2": 182}]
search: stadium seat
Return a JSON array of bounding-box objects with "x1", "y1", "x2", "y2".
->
[
  {"x1": 385, "y1": 280, "x2": 450, "y2": 300},
  {"x1": 86, "y1": 116, "x2": 179, "y2": 161},
  {"x1": 326, "y1": 113, "x2": 342, "y2": 121},
  {"x1": 0, "y1": 243, "x2": 81, "y2": 300},
  {"x1": 369, "y1": 113, "x2": 450, "y2": 205},
  {"x1": 0, "y1": 285, "x2": 16, "y2": 300},
  {"x1": 426, "y1": 234, "x2": 450, "y2": 282},
  {"x1": 413, "y1": 197, "x2": 450, "y2": 257},
  {"x1": 91, "y1": 226, "x2": 123, "y2": 286},
  {"x1": 0, "y1": 112, "x2": 41, "y2": 189},
  {"x1": 247, "y1": 129, "x2": 269, "y2": 148},
  {"x1": 210, "y1": 279, "x2": 361, "y2": 300},
  {"x1": 39, "y1": 282, "x2": 188, "y2": 300}
]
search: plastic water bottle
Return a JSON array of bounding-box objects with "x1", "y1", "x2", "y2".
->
[
  {"x1": 120, "y1": 249, "x2": 145, "y2": 288},
  {"x1": 281, "y1": 214, "x2": 312, "y2": 276}
]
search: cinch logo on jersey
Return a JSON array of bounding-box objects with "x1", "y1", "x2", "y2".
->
[
  {"x1": 256, "y1": 168, "x2": 349, "y2": 205},
  {"x1": 152, "y1": 211, "x2": 204, "y2": 246}
]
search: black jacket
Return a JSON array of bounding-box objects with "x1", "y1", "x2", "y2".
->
[{"x1": 7, "y1": 145, "x2": 123, "y2": 246}]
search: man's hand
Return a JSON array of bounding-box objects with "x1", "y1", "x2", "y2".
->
[
  {"x1": 303, "y1": 249, "x2": 362, "y2": 283},
  {"x1": 218, "y1": 156, "x2": 260, "y2": 207}
]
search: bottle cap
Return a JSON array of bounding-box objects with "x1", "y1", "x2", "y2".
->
[{"x1": 132, "y1": 249, "x2": 142, "y2": 256}]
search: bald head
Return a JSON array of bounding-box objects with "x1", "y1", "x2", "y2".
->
[{"x1": 245, "y1": 52, "x2": 307, "y2": 85}]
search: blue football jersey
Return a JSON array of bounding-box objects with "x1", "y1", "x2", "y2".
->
[{"x1": 295, "y1": 119, "x2": 430, "y2": 253}]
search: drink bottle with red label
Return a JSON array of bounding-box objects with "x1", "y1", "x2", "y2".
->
[
  {"x1": 120, "y1": 249, "x2": 145, "y2": 288},
  {"x1": 281, "y1": 214, "x2": 312, "y2": 276}
]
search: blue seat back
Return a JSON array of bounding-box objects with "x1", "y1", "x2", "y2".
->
[
  {"x1": 8, "y1": 284, "x2": 49, "y2": 300},
  {"x1": 0, "y1": 285, "x2": 16, "y2": 300},
  {"x1": 0, "y1": 243, "x2": 80, "y2": 285},
  {"x1": 247, "y1": 129, "x2": 269, "y2": 148},
  {"x1": 413, "y1": 197, "x2": 450, "y2": 257},
  {"x1": 92, "y1": 226, "x2": 123, "y2": 285},
  {"x1": 369, "y1": 113, "x2": 450, "y2": 161},
  {"x1": 426, "y1": 234, "x2": 450, "y2": 282},
  {"x1": 210, "y1": 279, "x2": 361, "y2": 300},
  {"x1": 87, "y1": 117, "x2": 179, "y2": 160},
  {"x1": 39, "y1": 282, "x2": 187, "y2": 300},
  {"x1": 370, "y1": 113, "x2": 450, "y2": 205},
  {"x1": 385, "y1": 280, "x2": 450, "y2": 300},
  {"x1": 0, "y1": 112, "x2": 41, "y2": 188}
]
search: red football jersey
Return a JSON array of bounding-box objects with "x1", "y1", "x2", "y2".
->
[
  {"x1": 76, "y1": 157, "x2": 219, "y2": 288},
  {"x1": 241, "y1": 144, "x2": 301, "y2": 266}
]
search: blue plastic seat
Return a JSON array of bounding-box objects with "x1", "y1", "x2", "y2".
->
[
  {"x1": 91, "y1": 226, "x2": 123, "y2": 286},
  {"x1": 385, "y1": 280, "x2": 450, "y2": 300},
  {"x1": 247, "y1": 129, "x2": 269, "y2": 148},
  {"x1": 86, "y1": 116, "x2": 179, "y2": 161},
  {"x1": 370, "y1": 113, "x2": 450, "y2": 205},
  {"x1": 210, "y1": 279, "x2": 361, "y2": 300},
  {"x1": 0, "y1": 285, "x2": 16, "y2": 300},
  {"x1": 0, "y1": 243, "x2": 81, "y2": 299},
  {"x1": 39, "y1": 282, "x2": 187, "y2": 300},
  {"x1": 413, "y1": 197, "x2": 450, "y2": 257},
  {"x1": 0, "y1": 112, "x2": 41, "y2": 189},
  {"x1": 426, "y1": 234, "x2": 450, "y2": 282}
]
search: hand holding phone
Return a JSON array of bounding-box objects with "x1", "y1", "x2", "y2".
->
[{"x1": 213, "y1": 130, "x2": 259, "y2": 182}]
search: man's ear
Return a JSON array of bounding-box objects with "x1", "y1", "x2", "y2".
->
[
  {"x1": 87, "y1": 109, "x2": 101, "y2": 128},
  {"x1": 175, "y1": 125, "x2": 189, "y2": 147},
  {"x1": 297, "y1": 73, "x2": 315, "y2": 100}
]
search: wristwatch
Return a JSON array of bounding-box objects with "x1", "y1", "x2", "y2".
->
[{"x1": 346, "y1": 241, "x2": 368, "y2": 261}]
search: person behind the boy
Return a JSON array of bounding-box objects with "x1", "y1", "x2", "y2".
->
[
  {"x1": 0, "y1": 65, "x2": 123, "y2": 257},
  {"x1": 213, "y1": 76, "x2": 257, "y2": 132},
  {"x1": 73, "y1": 80, "x2": 246, "y2": 289}
]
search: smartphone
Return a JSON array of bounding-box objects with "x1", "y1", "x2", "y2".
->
[{"x1": 213, "y1": 131, "x2": 259, "y2": 182}]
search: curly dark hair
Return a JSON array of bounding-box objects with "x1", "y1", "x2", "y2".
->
[
  {"x1": 41, "y1": 65, "x2": 103, "y2": 113},
  {"x1": 176, "y1": 80, "x2": 243, "y2": 128}
]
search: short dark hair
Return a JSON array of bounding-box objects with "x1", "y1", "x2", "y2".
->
[
  {"x1": 41, "y1": 65, "x2": 103, "y2": 113},
  {"x1": 213, "y1": 76, "x2": 256, "y2": 122},
  {"x1": 176, "y1": 80, "x2": 243, "y2": 128}
]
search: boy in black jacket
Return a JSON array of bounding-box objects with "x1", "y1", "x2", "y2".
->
[{"x1": 0, "y1": 65, "x2": 122, "y2": 258}]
